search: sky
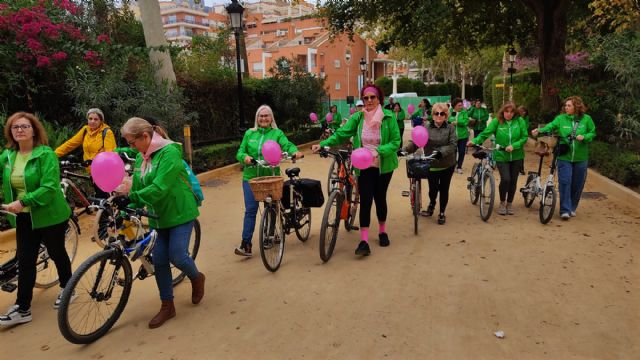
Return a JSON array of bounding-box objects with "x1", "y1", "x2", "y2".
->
[{"x1": 203, "y1": 0, "x2": 320, "y2": 6}]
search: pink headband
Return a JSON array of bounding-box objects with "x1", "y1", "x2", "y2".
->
[{"x1": 362, "y1": 86, "x2": 379, "y2": 98}]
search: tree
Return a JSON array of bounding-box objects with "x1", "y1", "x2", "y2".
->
[
  {"x1": 320, "y1": 0, "x2": 590, "y2": 113},
  {"x1": 137, "y1": 0, "x2": 176, "y2": 86}
]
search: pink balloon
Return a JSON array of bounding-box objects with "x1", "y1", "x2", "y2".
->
[
  {"x1": 310, "y1": 113, "x2": 318, "y2": 122},
  {"x1": 91, "y1": 152, "x2": 126, "y2": 193},
  {"x1": 261, "y1": 140, "x2": 282, "y2": 166},
  {"x1": 326, "y1": 113, "x2": 333, "y2": 123},
  {"x1": 351, "y1": 148, "x2": 373, "y2": 170},
  {"x1": 411, "y1": 125, "x2": 429, "y2": 147},
  {"x1": 349, "y1": 107, "x2": 356, "y2": 115},
  {"x1": 407, "y1": 104, "x2": 415, "y2": 114}
]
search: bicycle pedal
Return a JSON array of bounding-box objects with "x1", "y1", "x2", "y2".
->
[
  {"x1": 467, "y1": 177, "x2": 473, "y2": 181},
  {"x1": 401, "y1": 191, "x2": 410, "y2": 197},
  {"x1": 350, "y1": 226, "x2": 360, "y2": 230},
  {"x1": 1, "y1": 283, "x2": 17, "y2": 293}
]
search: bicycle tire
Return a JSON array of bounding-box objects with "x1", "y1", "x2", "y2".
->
[
  {"x1": 93, "y1": 206, "x2": 116, "y2": 248},
  {"x1": 522, "y1": 174, "x2": 537, "y2": 208},
  {"x1": 539, "y1": 185, "x2": 557, "y2": 224},
  {"x1": 259, "y1": 204, "x2": 285, "y2": 272},
  {"x1": 319, "y1": 190, "x2": 342, "y2": 262},
  {"x1": 469, "y1": 163, "x2": 480, "y2": 205},
  {"x1": 171, "y1": 219, "x2": 201, "y2": 285},
  {"x1": 294, "y1": 197, "x2": 312, "y2": 242},
  {"x1": 326, "y1": 158, "x2": 339, "y2": 195},
  {"x1": 413, "y1": 180, "x2": 421, "y2": 235},
  {"x1": 58, "y1": 248, "x2": 133, "y2": 344},
  {"x1": 479, "y1": 171, "x2": 495, "y2": 222},
  {"x1": 345, "y1": 179, "x2": 359, "y2": 232},
  {"x1": 35, "y1": 218, "x2": 79, "y2": 289}
]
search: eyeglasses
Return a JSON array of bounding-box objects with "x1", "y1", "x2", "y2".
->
[
  {"x1": 126, "y1": 136, "x2": 140, "y2": 146},
  {"x1": 11, "y1": 124, "x2": 32, "y2": 131},
  {"x1": 258, "y1": 114, "x2": 270, "y2": 118},
  {"x1": 362, "y1": 95, "x2": 377, "y2": 101},
  {"x1": 432, "y1": 111, "x2": 447, "y2": 116}
]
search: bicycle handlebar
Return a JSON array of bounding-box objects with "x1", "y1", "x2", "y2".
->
[
  {"x1": 250, "y1": 152, "x2": 301, "y2": 167},
  {"x1": 399, "y1": 150, "x2": 440, "y2": 161},
  {"x1": 0, "y1": 208, "x2": 17, "y2": 217}
]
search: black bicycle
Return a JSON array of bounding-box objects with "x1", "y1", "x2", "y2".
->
[
  {"x1": 400, "y1": 150, "x2": 440, "y2": 235},
  {"x1": 467, "y1": 144, "x2": 498, "y2": 222}
]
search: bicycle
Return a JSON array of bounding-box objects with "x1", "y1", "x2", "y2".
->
[
  {"x1": 57, "y1": 200, "x2": 201, "y2": 344},
  {"x1": 317, "y1": 147, "x2": 359, "y2": 262},
  {"x1": 249, "y1": 153, "x2": 312, "y2": 272},
  {"x1": 466, "y1": 144, "x2": 499, "y2": 222},
  {"x1": 520, "y1": 132, "x2": 562, "y2": 224},
  {"x1": 400, "y1": 150, "x2": 440, "y2": 235},
  {"x1": 0, "y1": 209, "x2": 79, "y2": 292}
]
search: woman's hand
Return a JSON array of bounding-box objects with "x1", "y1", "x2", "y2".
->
[
  {"x1": 531, "y1": 129, "x2": 539, "y2": 136},
  {"x1": 576, "y1": 135, "x2": 584, "y2": 141},
  {"x1": 466, "y1": 140, "x2": 475, "y2": 147},
  {"x1": 244, "y1": 156, "x2": 253, "y2": 165},
  {"x1": 4, "y1": 201, "x2": 24, "y2": 214},
  {"x1": 370, "y1": 149, "x2": 379, "y2": 158},
  {"x1": 311, "y1": 144, "x2": 321, "y2": 153},
  {"x1": 505, "y1": 145, "x2": 514, "y2": 152},
  {"x1": 293, "y1": 151, "x2": 304, "y2": 160}
]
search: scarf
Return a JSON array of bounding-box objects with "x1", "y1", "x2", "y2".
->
[
  {"x1": 363, "y1": 104, "x2": 383, "y2": 130},
  {"x1": 141, "y1": 131, "x2": 174, "y2": 176}
]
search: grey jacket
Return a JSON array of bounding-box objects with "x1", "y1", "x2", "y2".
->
[{"x1": 403, "y1": 121, "x2": 457, "y2": 169}]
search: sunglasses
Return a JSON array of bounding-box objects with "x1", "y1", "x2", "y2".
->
[
  {"x1": 362, "y1": 95, "x2": 377, "y2": 101},
  {"x1": 433, "y1": 111, "x2": 447, "y2": 116}
]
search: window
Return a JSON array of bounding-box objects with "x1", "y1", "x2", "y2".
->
[
  {"x1": 185, "y1": 15, "x2": 195, "y2": 24},
  {"x1": 252, "y1": 62, "x2": 264, "y2": 71},
  {"x1": 335, "y1": 82, "x2": 341, "y2": 90},
  {"x1": 334, "y1": 59, "x2": 340, "y2": 68},
  {"x1": 168, "y1": 15, "x2": 177, "y2": 24}
]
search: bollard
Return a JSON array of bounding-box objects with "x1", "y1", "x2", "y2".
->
[{"x1": 184, "y1": 124, "x2": 193, "y2": 167}]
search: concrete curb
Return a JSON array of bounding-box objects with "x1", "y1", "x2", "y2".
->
[{"x1": 587, "y1": 168, "x2": 640, "y2": 203}]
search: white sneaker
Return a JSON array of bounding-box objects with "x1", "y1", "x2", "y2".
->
[
  {"x1": 456, "y1": 168, "x2": 463, "y2": 174},
  {"x1": 53, "y1": 288, "x2": 77, "y2": 309},
  {"x1": 570, "y1": 211, "x2": 576, "y2": 217},
  {"x1": 561, "y1": 213, "x2": 570, "y2": 220},
  {"x1": 0, "y1": 304, "x2": 32, "y2": 326}
]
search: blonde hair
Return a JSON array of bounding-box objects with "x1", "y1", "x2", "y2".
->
[
  {"x1": 431, "y1": 102, "x2": 448, "y2": 114},
  {"x1": 4, "y1": 112, "x2": 49, "y2": 149},
  {"x1": 252, "y1": 105, "x2": 278, "y2": 130},
  {"x1": 121, "y1": 117, "x2": 170, "y2": 140}
]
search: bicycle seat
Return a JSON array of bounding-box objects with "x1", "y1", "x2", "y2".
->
[
  {"x1": 285, "y1": 167, "x2": 300, "y2": 178},
  {"x1": 472, "y1": 151, "x2": 488, "y2": 159}
]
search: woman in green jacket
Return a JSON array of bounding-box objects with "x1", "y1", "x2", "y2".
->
[
  {"x1": 0, "y1": 112, "x2": 72, "y2": 326},
  {"x1": 532, "y1": 96, "x2": 596, "y2": 220},
  {"x1": 117, "y1": 117, "x2": 204, "y2": 329},
  {"x1": 469, "y1": 102, "x2": 528, "y2": 215},
  {"x1": 468, "y1": 99, "x2": 489, "y2": 139},
  {"x1": 312, "y1": 84, "x2": 401, "y2": 256},
  {"x1": 391, "y1": 102, "x2": 407, "y2": 148},
  {"x1": 235, "y1": 105, "x2": 302, "y2": 257},
  {"x1": 449, "y1": 98, "x2": 470, "y2": 174}
]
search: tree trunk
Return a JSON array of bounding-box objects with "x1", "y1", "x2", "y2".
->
[
  {"x1": 522, "y1": 0, "x2": 569, "y2": 115},
  {"x1": 138, "y1": 0, "x2": 176, "y2": 86}
]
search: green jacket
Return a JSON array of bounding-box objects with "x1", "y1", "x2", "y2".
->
[
  {"x1": 236, "y1": 127, "x2": 299, "y2": 181},
  {"x1": 472, "y1": 117, "x2": 529, "y2": 162},
  {"x1": 1, "y1": 146, "x2": 71, "y2": 229},
  {"x1": 448, "y1": 108, "x2": 470, "y2": 139},
  {"x1": 538, "y1": 113, "x2": 596, "y2": 162},
  {"x1": 468, "y1": 107, "x2": 489, "y2": 132},
  {"x1": 320, "y1": 109, "x2": 401, "y2": 175},
  {"x1": 321, "y1": 111, "x2": 342, "y2": 131},
  {"x1": 129, "y1": 143, "x2": 199, "y2": 229},
  {"x1": 392, "y1": 109, "x2": 406, "y2": 131}
]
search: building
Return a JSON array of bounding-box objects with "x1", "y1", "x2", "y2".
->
[{"x1": 159, "y1": 0, "x2": 210, "y2": 46}]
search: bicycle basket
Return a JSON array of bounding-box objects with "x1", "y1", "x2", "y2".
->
[
  {"x1": 282, "y1": 178, "x2": 324, "y2": 208},
  {"x1": 249, "y1": 176, "x2": 284, "y2": 201},
  {"x1": 406, "y1": 158, "x2": 431, "y2": 179},
  {"x1": 472, "y1": 150, "x2": 488, "y2": 159}
]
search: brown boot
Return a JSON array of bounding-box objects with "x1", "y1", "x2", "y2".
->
[
  {"x1": 148, "y1": 300, "x2": 176, "y2": 329},
  {"x1": 191, "y1": 272, "x2": 205, "y2": 305}
]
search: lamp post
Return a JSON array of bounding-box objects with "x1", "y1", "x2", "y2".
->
[
  {"x1": 226, "y1": 0, "x2": 245, "y2": 134},
  {"x1": 507, "y1": 45, "x2": 517, "y2": 101},
  {"x1": 345, "y1": 50, "x2": 351, "y2": 99},
  {"x1": 359, "y1": 57, "x2": 367, "y2": 91}
]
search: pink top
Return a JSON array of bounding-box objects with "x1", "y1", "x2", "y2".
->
[{"x1": 361, "y1": 121, "x2": 381, "y2": 168}]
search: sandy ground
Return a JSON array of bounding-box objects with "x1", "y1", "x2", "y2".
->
[{"x1": 0, "y1": 127, "x2": 639, "y2": 360}]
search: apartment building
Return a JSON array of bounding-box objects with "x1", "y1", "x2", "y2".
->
[{"x1": 159, "y1": 0, "x2": 210, "y2": 46}]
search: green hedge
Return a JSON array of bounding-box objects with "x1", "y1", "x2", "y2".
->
[{"x1": 589, "y1": 141, "x2": 640, "y2": 187}]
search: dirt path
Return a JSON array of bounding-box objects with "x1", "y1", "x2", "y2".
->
[{"x1": 1, "y1": 129, "x2": 638, "y2": 359}]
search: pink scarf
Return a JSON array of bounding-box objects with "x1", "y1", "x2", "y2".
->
[
  {"x1": 141, "y1": 131, "x2": 174, "y2": 176},
  {"x1": 363, "y1": 104, "x2": 383, "y2": 129}
]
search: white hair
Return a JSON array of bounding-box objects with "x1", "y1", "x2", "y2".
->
[{"x1": 252, "y1": 105, "x2": 278, "y2": 130}]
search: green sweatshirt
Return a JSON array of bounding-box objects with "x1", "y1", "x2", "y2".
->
[
  {"x1": 1, "y1": 146, "x2": 71, "y2": 229},
  {"x1": 236, "y1": 127, "x2": 299, "y2": 180},
  {"x1": 129, "y1": 143, "x2": 199, "y2": 229},
  {"x1": 448, "y1": 108, "x2": 470, "y2": 139},
  {"x1": 468, "y1": 107, "x2": 489, "y2": 132},
  {"x1": 321, "y1": 111, "x2": 343, "y2": 131},
  {"x1": 319, "y1": 109, "x2": 401, "y2": 175},
  {"x1": 472, "y1": 117, "x2": 529, "y2": 162},
  {"x1": 392, "y1": 109, "x2": 407, "y2": 132},
  {"x1": 538, "y1": 113, "x2": 596, "y2": 162}
]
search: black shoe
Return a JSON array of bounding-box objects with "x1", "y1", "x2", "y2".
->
[
  {"x1": 420, "y1": 204, "x2": 435, "y2": 217},
  {"x1": 437, "y1": 213, "x2": 446, "y2": 225},
  {"x1": 355, "y1": 241, "x2": 371, "y2": 256},
  {"x1": 379, "y1": 233, "x2": 390, "y2": 247}
]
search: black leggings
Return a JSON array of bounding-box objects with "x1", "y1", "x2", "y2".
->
[
  {"x1": 16, "y1": 213, "x2": 71, "y2": 310},
  {"x1": 456, "y1": 138, "x2": 468, "y2": 169},
  {"x1": 357, "y1": 167, "x2": 393, "y2": 228},
  {"x1": 426, "y1": 166, "x2": 455, "y2": 213},
  {"x1": 496, "y1": 160, "x2": 524, "y2": 203}
]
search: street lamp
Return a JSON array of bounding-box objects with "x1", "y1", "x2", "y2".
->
[
  {"x1": 226, "y1": 0, "x2": 245, "y2": 134},
  {"x1": 507, "y1": 45, "x2": 517, "y2": 101},
  {"x1": 359, "y1": 57, "x2": 367, "y2": 82},
  {"x1": 345, "y1": 50, "x2": 351, "y2": 98}
]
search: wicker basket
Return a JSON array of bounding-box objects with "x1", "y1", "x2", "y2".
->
[{"x1": 249, "y1": 176, "x2": 284, "y2": 201}]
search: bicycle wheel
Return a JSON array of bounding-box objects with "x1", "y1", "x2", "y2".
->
[
  {"x1": 468, "y1": 163, "x2": 480, "y2": 205},
  {"x1": 171, "y1": 219, "x2": 201, "y2": 285},
  {"x1": 319, "y1": 190, "x2": 342, "y2": 262},
  {"x1": 35, "y1": 218, "x2": 79, "y2": 288},
  {"x1": 412, "y1": 179, "x2": 421, "y2": 235},
  {"x1": 58, "y1": 248, "x2": 133, "y2": 344},
  {"x1": 93, "y1": 206, "x2": 116, "y2": 248},
  {"x1": 539, "y1": 185, "x2": 557, "y2": 224},
  {"x1": 479, "y1": 171, "x2": 495, "y2": 222},
  {"x1": 326, "y1": 158, "x2": 339, "y2": 194},
  {"x1": 294, "y1": 198, "x2": 312, "y2": 242},
  {"x1": 522, "y1": 174, "x2": 537, "y2": 208},
  {"x1": 345, "y1": 176, "x2": 359, "y2": 231},
  {"x1": 259, "y1": 204, "x2": 285, "y2": 272}
]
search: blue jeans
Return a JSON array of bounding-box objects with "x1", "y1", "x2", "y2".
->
[
  {"x1": 242, "y1": 181, "x2": 259, "y2": 246},
  {"x1": 557, "y1": 160, "x2": 588, "y2": 215},
  {"x1": 153, "y1": 221, "x2": 199, "y2": 301}
]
